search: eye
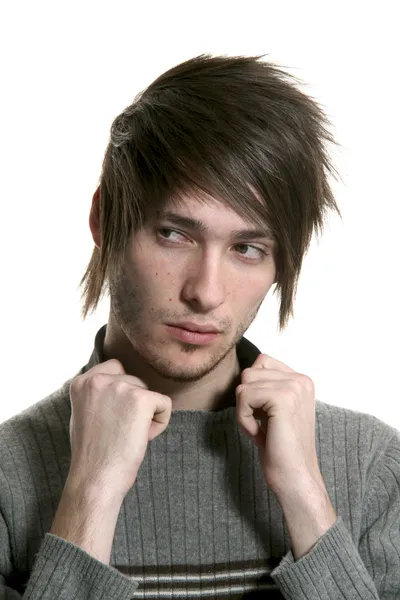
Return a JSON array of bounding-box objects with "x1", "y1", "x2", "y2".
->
[
  {"x1": 156, "y1": 228, "x2": 187, "y2": 242},
  {"x1": 235, "y1": 244, "x2": 270, "y2": 261},
  {"x1": 156, "y1": 229, "x2": 270, "y2": 262}
]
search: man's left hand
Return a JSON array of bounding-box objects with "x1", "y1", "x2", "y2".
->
[
  {"x1": 235, "y1": 352, "x2": 338, "y2": 559},
  {"x1": 235, "y1": 352, "x2": 322, "y2": 496}
]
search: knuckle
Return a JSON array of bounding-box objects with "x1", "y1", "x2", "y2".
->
[
  {"x1": 87, "y1": 372, "x2": 109, "y2": 391},
  {"x1": 236, "y1": 383, "x2": 245, "y2": 396},
  {"x1": 113, "y1": 379, "x2": 141, "y2": 399},
  {"x1": 241, "y1": 368, "x2": 253, "y2": 383},
  {"x1": 284, "y1": 383, "x2": 301, "y2": 405},
  {"x1": 112, "y1": 379, "x2": 129, "y2": 395},
  {"x1": 302, "y1": 374, "x2": 315, "y2": 391},
  {"x1": 291, "y1": 379, "x2": 303, "y2": 393},
  {"x1": 108, "y1": 358, "x2": 124, "y2": 369},
  {"x1": 297, "y1": 373, "x2": 314, "y2": 393},
  {"x1": 69, "y1": 375, "x2": 81, "y2": 391},
  {"x1": 290, "y1": 377, "x2": 303, "y2": 392}
]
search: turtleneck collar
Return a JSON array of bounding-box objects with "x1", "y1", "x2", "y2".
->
[{"x1": 79, "y1": 323, "x2": 262, "y2": 426}]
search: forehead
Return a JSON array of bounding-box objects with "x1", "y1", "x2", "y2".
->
[{"x1": 163, "y1": 195, "x2": 247, "y2": 223}]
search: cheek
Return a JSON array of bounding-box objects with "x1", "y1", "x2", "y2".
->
[
  {"x1": 234, "y1": 270, "x2": 271, "y2": 295},
  {"x1": 143, "y1": 260, "x2": 177, "y2": 292},
  {"x1": 132, "y1": 245, "x2": 175, "y2": 281},
  {"x1": 231, "y1": 274, "x2": 273, "y2": 314}
]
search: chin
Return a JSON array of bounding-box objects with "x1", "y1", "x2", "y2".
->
[{"x1": 142, "y1": 341, "x2": 221, "y2": 381}]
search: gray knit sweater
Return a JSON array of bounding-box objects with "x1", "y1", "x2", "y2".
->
[{"x1": 1, "y1": 324, "x2": 399, "y2": 599}]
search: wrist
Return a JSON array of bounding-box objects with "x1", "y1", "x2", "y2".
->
[
  {"x1": 65, "y1": 470, "x2": 127, "y2": 507},
  {"x1": 272, "y1": 475, "x2": 337, "y2": 560},
  {"x1": 50, "y1": 477, "x2": 124, "y2": 565},
  {"x1": 270, "y1": 466, "x2": 326, "y2": 499},
  {"x1": 277, "y1": 481, "x2": 335, "y2": 520}
]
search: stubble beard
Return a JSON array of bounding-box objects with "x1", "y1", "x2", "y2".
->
[{"x1": 108, "y1": 269, "x2": 263, "y2": 383}]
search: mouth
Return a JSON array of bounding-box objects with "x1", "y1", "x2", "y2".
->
[
  {"x1": 165, "y1": 325, "x2": 220, "y2": 345},
  {"x1": 168, "y1": 321, "x2": 220, "y2": 333}
]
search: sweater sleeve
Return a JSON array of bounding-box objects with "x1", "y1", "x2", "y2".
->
[
  {"x1": 270, "y1": 429, "x2": 400, "y2": 599},
  {"x1": 0, "y1": 413, "x2": 140, "y2": 600},
  {"x1": 22, "y1": 533, "x2": 139, "y2": 599},
  {"x1": 0, "y1": 513, "x2": 139, "y2": 600}
]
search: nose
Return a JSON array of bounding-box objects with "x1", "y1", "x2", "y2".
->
[{"x1": 181, "y1": 250, "x2": 227, "y2": 312}]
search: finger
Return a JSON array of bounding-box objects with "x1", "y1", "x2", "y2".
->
[
  {"x1": 246, "y1": 428, "x2": 266, "y2": 450},
  {"x1": 88, "y1": 358, "x2": 127, "y2": 375},
  {"x1": 235, "y1": 385, "x2": 272, "y2": 437},
  {"x1": 241, "y1": 367, "x2": 298, "y2": 385},
  {"x1": 109, "y1": 374, "x2": 149, "y2": 390}
]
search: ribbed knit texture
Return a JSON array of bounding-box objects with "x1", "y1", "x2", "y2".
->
[{"x1": 0, "y1": 324, "x2": 399, "y2": 599}]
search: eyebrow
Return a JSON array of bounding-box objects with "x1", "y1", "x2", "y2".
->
[{"x1": 155, "y1": 211, "x2": 275, "y2": 242}]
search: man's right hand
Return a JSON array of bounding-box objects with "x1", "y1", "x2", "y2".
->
[{"x1": 67, "y1": 358, "x2": 172, "y2": 501}]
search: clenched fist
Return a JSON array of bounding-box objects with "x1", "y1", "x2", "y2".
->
[{"x1": 68, "y1": 359, "x2": 172, "y2": 500}]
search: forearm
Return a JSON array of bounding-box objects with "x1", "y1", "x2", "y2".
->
[
  {"x1": 276, "y1": 475, "x2": 337, "y2": 561},
  {"x1": 49, "y1": 476, "x2": 124, "y2": 565}
]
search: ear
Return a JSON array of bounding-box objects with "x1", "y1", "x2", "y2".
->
[{"x1": 89, "y1": 187, "x2": 101, "y2": 249}]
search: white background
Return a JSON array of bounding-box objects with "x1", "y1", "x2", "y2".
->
[{"x1": 0, "y1": 1, "x2": 399, "y2": 427}]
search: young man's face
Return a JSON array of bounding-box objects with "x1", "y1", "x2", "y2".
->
[{"x1": 108, "y1": 194, "x2": 277, "y2": 383}]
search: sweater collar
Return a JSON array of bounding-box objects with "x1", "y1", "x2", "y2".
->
[{"x1": 81, "y1": 324, "x2": 261, "y2": 419}]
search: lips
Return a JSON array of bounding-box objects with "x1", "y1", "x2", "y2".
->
[
  {"x1": 165, "y1": 325, "x2": 220, "y2": 345},
  {"x1": 169, "y1": 322, "x2": 220, "y2": 333}
]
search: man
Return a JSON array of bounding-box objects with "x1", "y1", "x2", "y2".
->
[{"x1": 0, "y1": 53, "x2": 399, "y2": 599}]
